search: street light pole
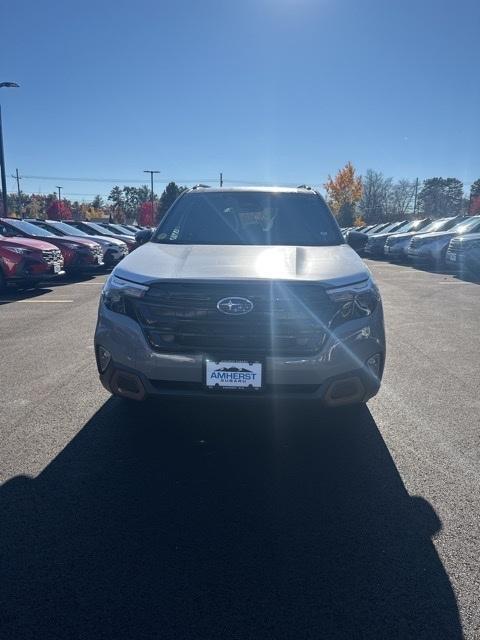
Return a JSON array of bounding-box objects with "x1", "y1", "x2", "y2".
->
[
  {"x1": 0, "y1": 106, "x2": 8, "y2": 217},
  {"x1": 0, "y1": 82, "x2": 20, "y2": 217},
  {"x1": 144, "y1": 170, "x2": 160, "y2": 220}
]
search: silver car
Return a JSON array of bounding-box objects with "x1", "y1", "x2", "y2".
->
[
  {"x1": 408, "y1": 216, "x2": 480, "y2": 267},
  {"x1": 94, "y1": 186, "x2": 386, "y2": 407}
]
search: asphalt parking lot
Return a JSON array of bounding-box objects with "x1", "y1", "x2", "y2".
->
[{"x1": 1, "y1": 261, "x2": 479, "y2": 639}]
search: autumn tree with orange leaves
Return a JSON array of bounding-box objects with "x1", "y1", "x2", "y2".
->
[{"x1": 324, "y1": 162, "x2": 363, "y2": 226}]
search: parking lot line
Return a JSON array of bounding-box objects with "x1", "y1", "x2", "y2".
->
[{"x1": 2, "y1": 299, "x2": 75, "y2": 303}]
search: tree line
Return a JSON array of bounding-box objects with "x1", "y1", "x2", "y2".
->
[
  {"x1": 0, "y1": 181, "x2": 187, "y2": 225},
  {"x1": 324, "y1": 163, "x2": 480, "y2": 226}
]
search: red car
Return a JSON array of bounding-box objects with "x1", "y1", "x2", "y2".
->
[
  {"x1": 0, "y1": 218, "x2": 104, "y2": 275},
  {"x1": 0, "y1": 234, "x2": 65, "y2": 291}
]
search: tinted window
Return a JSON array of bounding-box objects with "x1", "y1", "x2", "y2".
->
[
  {"x1": 452, "y1": 217, "x2": 480, "y2": 234},
  {"x1": 81, "y1": 222, "x2": 116, "y2": 236},
  {"x1": 3, "y1": 218, "x2": 55, "y2": 237},
  {"x1": 391, "y1": 220, "x2": 416, "y2": 233},
  {"x1": 420, "y1": 218, "x2": 452, "y2": 233},
  {"x1": 49, "y1": 222, "x2": 89, "y2": 236},
  {"x1": 154, "y1": 191, "x2": 342, "y2": 246},
  {"x1": 108, "y1": 224, "x2": 132, "y2": 235}
]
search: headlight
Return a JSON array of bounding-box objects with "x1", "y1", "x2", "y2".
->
[
  {"x1": 326, "y1": 279, "x2": 380, "y2": 327},
  {"x1": 62, "y1": 242, "x2": 83, "y2": 250},
  {"x1": 102, "y1": 275, "x2": 149, "y2": 314},
  {"x1": 466, "y1": 240, "x2": 480, "y2": 250},
  {"x1": 6, "y1": 246, "x2": 33, "y2": 255}
]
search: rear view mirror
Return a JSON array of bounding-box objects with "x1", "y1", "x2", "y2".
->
[
  {"x1": 346, "y1": 230, "x2": 366, "y2": 251},
  {"x1": 135, "y1": 229, "x2": 153, "y2": 245}
]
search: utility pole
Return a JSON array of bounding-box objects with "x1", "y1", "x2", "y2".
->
[
  {"x1": 412, "y1": 178, "x2": 419, "y2": 216},
  {"x1": 12, "y1": 168, "x2": 22, "y2": 217},
  {"x1": 56, "y1": 186, "x2": 62, "y2": 201},
  {"x1": 144, "y1": 170, "x2": 160, "y2": 220},
  {"x1": 220, "y1": 172, "x2": 223, "y2": 187}
]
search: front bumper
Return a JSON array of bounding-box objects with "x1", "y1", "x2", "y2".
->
[
  {"x1": 104, "y1": 248, "x2": 128, "y2": 267},
  {"x1": 7, "y1": 270, "x2": 66, "y2": 286},
  {"x1": 385, "y1": 242, "x2": 409, "y2": 261},
  {"x1": 444, "y1": 251, "x2": 464, "y2": 271},
  {"x1": 407, "y1": 247, "x2": 434, "y2": 264},
  {"x1": 66, "y1": 252, "x2": 104, "y2": 273},
  {"x1": 364, "y1": 243, "x2": 386, "y2": 258},
  {"x1": 95, "y1": 304, "x2": 386, "y2": 406},
  {"x1": 445, "y1": 250, "x2": 480, "y2": 275}
]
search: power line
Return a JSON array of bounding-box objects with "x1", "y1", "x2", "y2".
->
[
  {"x1": 21, "y1": 174, "x2": 218, "y2": 184},
  {"x1": 19, "y1": 174, "x2": 317, "y2": 187}
]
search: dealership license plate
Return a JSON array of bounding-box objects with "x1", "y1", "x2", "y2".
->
[
  {"x1": 53, "y1": 263, "x2": 61, "y2": 273},
  {"x1": 205, "y1": 360, "x2": 263, "y2": 390}
]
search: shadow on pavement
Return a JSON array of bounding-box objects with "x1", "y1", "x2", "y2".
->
[
  {"x1": 44, "y1": 273, "x2": 98, "y2": 287},
  {"x1": 0, "y1": 399, "x2": 462, "y2": 639},
  {"x1": 0, "y1": 287, "x2": 52, "y2": 305}
]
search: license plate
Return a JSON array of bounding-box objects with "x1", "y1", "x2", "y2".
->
[
  {"x1": 205, "y1": 360, "x2": 263, "y2": 390},
  {"x1": 53, "y1": 263, "x2": 61, "y2": 273},
  {"x1": 447, "y1": 253, "x2": 456, "y2": 262}
]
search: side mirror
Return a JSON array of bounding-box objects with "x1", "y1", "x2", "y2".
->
[
  {"x1": 135, "y1": 229, "x2": 153, "y2": 245},
  {"x1": 346, "y1": 230, "x2": 367, "y2": 252}
]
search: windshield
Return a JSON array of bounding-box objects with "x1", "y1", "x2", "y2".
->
[
  {"x1": 419, "y1": 218, "x2": 451, "y2": 233},
  {"x1": 368, "y1": 224, "x2": 388, "y2": 234},
  {"x1": 49, "y1": 221, "x2": 89, "y2": 237},
  {"x1": 391, "y1": 220, "x2": 417, "y2": 234},
  {"x1": 153, "y1": 191, "x2": 343, "y2": 246},
  {"x1": 376, "y1": 222, "x2": 402, "y2": 234},
  {"x1": 107, "y1": 223, "x2": 132, "y2": 235},
  {"x1": 81, "y1": 222, "x2": 116, "y2": 236},
  {"x1": 3, "y1": 218, "x2": 56, "y2": 237},
  {"x1": 451, "y1": 217, "x2": 480, "y2": 234}
]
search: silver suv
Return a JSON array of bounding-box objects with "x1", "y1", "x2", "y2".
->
[{"x1": 94, "y1": 187, "x2": 385, "y2": 406}]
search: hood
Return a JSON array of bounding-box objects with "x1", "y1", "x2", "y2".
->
[
  {"x1": 105, "y1": 233, "x2": 135, "y2": 245},
  {"x1": 454, "y1": 232, "x2": 480, "y2": 244},
  {"x1": 388, "y1": 231, "x2": 422, "y2": 241},
  {"x1": 413, "y1": 230, "x2": 456, "y2": 242},
  {"x1": 0, "y1": 236, "x2": 60, "y2": 251},
  {"x1": 113, "y1": 234, "x2": 135, "y2": 243},
  {"x1": 114, "y1": 243, "x2": 370, "y2": 288},
  {"x1": 368, "y1": 232, "x2": 392, "y2": 242},
  {"x1": 78, "y1": 234, "x2": 124, "y2": 248},
  {"x1": 49, "y1": 235, "x2": 100, "y2": 249}
]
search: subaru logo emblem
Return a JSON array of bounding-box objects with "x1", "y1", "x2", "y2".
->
[{"x1": 217, "y1": 297, "x2": 254, "y2": 315}]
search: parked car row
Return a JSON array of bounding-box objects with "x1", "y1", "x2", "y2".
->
[
  {"x1": 342, "y1": 215, "x2": 480, "y2": 278},
  {"x1": 0, "y1": 218, "x2": 147, "y2": 292}
]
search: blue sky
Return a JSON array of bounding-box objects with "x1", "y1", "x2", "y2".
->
[{"x1": 2, "y1": 0, "x2": 479, "y2": 200}]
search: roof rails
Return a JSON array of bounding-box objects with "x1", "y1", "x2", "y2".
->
[{"x1": 191, "y1": 184, "x2": 211, "y2": 190}]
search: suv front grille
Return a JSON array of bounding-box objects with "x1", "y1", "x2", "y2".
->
[
  {"x1": 130, "y1": 282, "x2": 336, "y2": 357},
  {"x1": 447, "y1": 238, "x2": 465, "y2": 253},
  {"x1": 92, "y1": 244, "x2": 104, "y2": 260},
  {"x1": 42, "y1": 248, "x2": 63, "y2": 265}
]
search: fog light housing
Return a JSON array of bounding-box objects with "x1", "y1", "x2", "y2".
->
[
  {"x1": 97, "y1": 346, "x2": 111, "y2": 373},
  {"x1": 366, "y1": 353, "x2": 382, "y2": 379}
]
